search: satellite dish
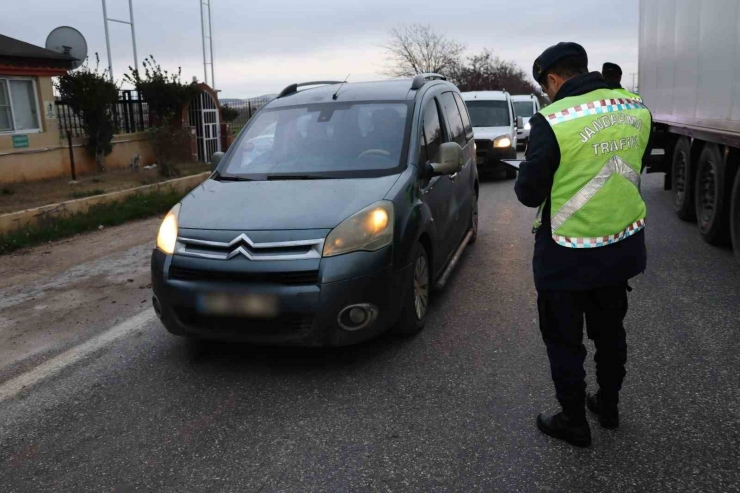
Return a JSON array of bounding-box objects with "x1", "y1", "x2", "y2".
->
[{"x1": 45, "y1": 26, "x2": 87, "y2": 70}]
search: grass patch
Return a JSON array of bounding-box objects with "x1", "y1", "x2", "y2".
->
[
  {"x1": 71, "y1": 189, "x2": 106, "y2": 199},
  {"x1": 0, "y1": 188, "x2": 185, "y2": 255}
]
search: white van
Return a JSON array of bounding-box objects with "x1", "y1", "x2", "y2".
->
[
  {"x1": 461, "y1": 91, "x2": 520, "y2": 179},
  {"x1": 511, "y1": 94, "x2": 541, "y2": 148}
]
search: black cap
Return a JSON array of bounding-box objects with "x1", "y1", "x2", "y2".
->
[
  {"x1": 532, "y1": 42, "x2": 588, "y2": 83},
  {"x1": 602, "y1": 62, "x2": 622, "y2": 75}
]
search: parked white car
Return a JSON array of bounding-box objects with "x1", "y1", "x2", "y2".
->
[
  {"x1": 511, "y1": 94, "x2": 541, "y2": 149},
  {"x1": 461, "y1": 91, "x2": 519, "y2": 179}
]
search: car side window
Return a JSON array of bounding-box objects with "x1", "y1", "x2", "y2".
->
[
  {"x1": 420, "y1": 99, "x2": 443, "y2": 165},
  {"x1": 453, "y1": 92, "x2": 473, "y2": 142},
  {"x1": 439, "y1": 92, "x2": 466, "y2": 147}
]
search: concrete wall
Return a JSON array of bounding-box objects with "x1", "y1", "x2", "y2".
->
[{"x1": 0, "y1": 76, "x2": 156, "y2": 185}]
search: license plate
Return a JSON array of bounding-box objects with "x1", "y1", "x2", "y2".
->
[{"x1": 197, "y1": 293, "x2": 279, "y2": 318}]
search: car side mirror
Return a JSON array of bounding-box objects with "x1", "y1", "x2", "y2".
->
[
  {"x1": 210, "y1": 151, "x2": 225, "y2": 172},
  {"x1": 517, "y1": 116, "x2": 524, "y2": 129},
  {"x1": 428, "y1": 142, "x2": 464, "y2": 176}
]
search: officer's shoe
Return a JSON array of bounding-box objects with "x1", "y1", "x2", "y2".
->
[
  {"x1": 587, "y1": 392, "x2": 619, "y2": 429},
  {"x1": 536, "y1": 412, "x2": 591, "y2": 448}
]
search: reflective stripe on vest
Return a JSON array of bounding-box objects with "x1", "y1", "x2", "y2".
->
[{"x1": 536, "y1": 88, "x2": 650, "y2": 248}]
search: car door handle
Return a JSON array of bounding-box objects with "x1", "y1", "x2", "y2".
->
[{"x1": 449, "y1": 172, "x2": 458, "y2": 182}]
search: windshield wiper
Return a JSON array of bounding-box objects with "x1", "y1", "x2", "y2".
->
[
  {"x1": 213, "y1": 173, "x2": 256, "y2": 182},
  {"x1": 265, "y1": 174, "x2": 332, "y2": 181}
]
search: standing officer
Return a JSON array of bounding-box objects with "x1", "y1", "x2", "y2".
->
[
  {"x1": 515, "y1": 43, "x2": 652, "y2": 447},
  {"x1": 602, "y1": 62, "x2": 642, "y2": 101}
]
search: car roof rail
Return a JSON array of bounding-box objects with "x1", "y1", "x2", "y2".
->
[
  {"x1": 277, "y1": 81, "x2": 344, "y2": 99},
  {"x1": 410, "y1": 73, "x2": 447, "y2": 90}
]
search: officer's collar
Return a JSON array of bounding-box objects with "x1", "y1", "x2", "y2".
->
[{"x1": 554, "y1": 72, "x2": 609, "y2": 102}]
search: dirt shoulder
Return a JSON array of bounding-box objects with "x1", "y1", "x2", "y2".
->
[
  {"x1": 0, "y1": 216, "x2": 162, "y2": 384},
  {"x1": 0, "y1": 162, "x2": 208, "y2": 215}
]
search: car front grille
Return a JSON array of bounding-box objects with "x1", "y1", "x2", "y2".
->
[
  {"x1": 175, "y1": 234, "x2": 324, "y2": 262},
  {"x1": 169, "y1": 266, "x2": 319, "y2": 285},
  {"x1": 173, "y1": 306, "x2": 315, "y2": 336}
]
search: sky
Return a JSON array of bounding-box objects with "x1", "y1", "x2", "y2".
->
[{"x1": 1, "y1": 0, "x2": 640, "y2": 99}]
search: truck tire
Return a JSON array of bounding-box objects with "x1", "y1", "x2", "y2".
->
[
  {"x1": 731, "y1": 169, "x2": 740, "y2": 265},
  {"x1": 672, "y1": 137, "x2": 695, "y2": 221},
  {"x1": 392, "y1": 243, "x2": 429, "y2": 337},
  {"x1": 695, "y1": 144, "x2": 730, "y2": 245}
]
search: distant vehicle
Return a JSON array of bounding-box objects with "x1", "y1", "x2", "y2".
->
[
  {"x1": 640, "y1": 0, "x2": 740, "y2": 265},
  {"x1": 461, "y1": 91, "x2": 521, "y2": 179},
  {"x1": 151, "y1": 74, "x2": 479, "y2": 346},
  {"x1": 511, "y1": 94, "x2": 541, "y2": 149}
]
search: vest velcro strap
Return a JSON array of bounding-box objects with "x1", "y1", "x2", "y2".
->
[{"x1": 552, "y1": 218, "x2": 645, "y2": 248}]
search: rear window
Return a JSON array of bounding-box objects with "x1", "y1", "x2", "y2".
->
[{"x1": 513, "y1": 101, "x2": 535, "y2": 118}]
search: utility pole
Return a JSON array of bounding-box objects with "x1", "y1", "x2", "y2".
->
[
  {"x1": 200, "y1": 0, "x2": 215, "y2": 89},
  {"x1": 630, "y1": 72, "x2": 638, "y2": 93},
  {"x1": 101, "y1": 0, "x2": 139, "y2": 80}
]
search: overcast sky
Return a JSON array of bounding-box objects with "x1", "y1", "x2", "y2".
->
[{"x1": 2, "y1": 0, "x2": 640, "y2": 98}]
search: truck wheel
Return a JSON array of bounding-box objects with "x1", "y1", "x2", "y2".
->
[
  {"x1": 393, "y1": 243, "x2": 429, "y2": 337},
  {"x1": 695, "y1": 144, "x2": 730, "y2": 245},
  {"x1": 731, "y1": 169, "x2": 740, "y2": 265},
  {"x1": 672, "y1": 137, "x2": 695, "y2": 221}
]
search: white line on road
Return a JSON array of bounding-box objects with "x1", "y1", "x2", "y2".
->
[{"x1": 0, "y1": 308, "x2": 157, "y2": 402}]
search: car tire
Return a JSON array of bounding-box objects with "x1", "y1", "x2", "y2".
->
[
  {"x1": 505, "y1": 168, "x2": 518, "y2": 179},
  {"x1": 469, "y1": 192, "x2": 478, "y2": 244},
  {"x1": 731, "y1": 168, "x2": 740, "y2": 266},
  {"x1": 672, "y1": 137, "x2": 695, "y2": 221},
  {"x1": 695, "y1": 144, "x2": 730, "y2": 245},
  {"x1": 392, "y1": 243, "x2": 429, "y2": 337}
]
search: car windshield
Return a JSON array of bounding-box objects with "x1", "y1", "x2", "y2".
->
[
  {"x1": 513, "y1": 101, "x2": 535, "y2": 118},
  {"x1": 465, "y1": 100, "x2": 510, "y2": 127},
  {"x1": 221, "y1": 102, "x2": 411, "y2": 179}
]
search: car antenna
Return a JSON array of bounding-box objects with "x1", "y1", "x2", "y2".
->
[{"x1": 332, "y1": 74, "x2": 350, "y2": 100}]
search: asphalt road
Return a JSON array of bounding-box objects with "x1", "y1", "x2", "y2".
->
[{"x1": 1, "y1": 171, "x2": 739, "y2": 493}]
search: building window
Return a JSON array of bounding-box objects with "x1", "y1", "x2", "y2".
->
[{"x1": 0, "y1": 77, "x2": 42, "y2": 134}]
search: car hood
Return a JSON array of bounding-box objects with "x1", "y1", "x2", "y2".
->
[
  {"x1": 179, "y1": 174, "x2": 400, "y2": 230},
  {"x1": 472, "y1": 126, "x2": 513, "y2": 140}
]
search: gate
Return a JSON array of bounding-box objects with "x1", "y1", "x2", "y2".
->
[{"x1": 188, "y1": 91, "x2": 221, "y2": 162}]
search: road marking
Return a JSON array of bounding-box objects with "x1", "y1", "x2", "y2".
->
[{"x1": 0, "y1": 308, "x2": 157, "y2": 402}]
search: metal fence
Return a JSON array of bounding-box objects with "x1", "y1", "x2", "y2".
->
[
  {"x1": 221, "y1": 96, "x2": 273, "y2": 135},
  {"x1": 56, "y1": 90, "x2": 151, "y2": 138}
]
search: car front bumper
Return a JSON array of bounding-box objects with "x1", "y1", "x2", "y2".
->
[
  {"x1": 475, "y1": 140, "x2": 518, "y2": 171},
  {"x1": 151, "y1": 246, "x2": 410, "y2": 346}
]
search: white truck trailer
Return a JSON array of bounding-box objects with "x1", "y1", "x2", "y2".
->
[{"x1": 639, "y1": 0, "x2": 740, "y2": 264}]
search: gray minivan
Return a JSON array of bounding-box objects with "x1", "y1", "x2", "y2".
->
[{"x1": 151, "y1": 74, "x2": 479, "y2": 346}]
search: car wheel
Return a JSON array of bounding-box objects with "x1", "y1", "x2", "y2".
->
[
  {"x1": 505, "y1": 168, "x2": 518, "y2": 179},
  {"x1": 730, "y1": 169, "x2": 740, "y2": 266},
  {"x1": 393, "y1": 243, "x2": 430, "y2": 337},
  {"x1": 695, "y1": 144, "x2": 730, "y2": 245},
  {"x1": 672, "y1": 137, "x2": 695, "y2": 221},
  {"x1": 469, "y1": 192, "x2": 478, "y2": 244}
]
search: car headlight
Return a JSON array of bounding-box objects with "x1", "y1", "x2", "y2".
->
[
  {"x1": 494, "y1": 136, "x2": 512, "y2": 148},
  {"x1": 524, "y1": 122, "x2": 531, "y2": 130},
  {"x1": 323, "y1": 201, "x2": 394, "y2": 257},
  {"x1": 157, "y1": 203, "x2": 181, "y2": 255}
]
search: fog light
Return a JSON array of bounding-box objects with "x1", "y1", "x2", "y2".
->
[
  {"x1": 349, "y1": 307, "x2": 367, "y2": 325},
  {"x1": 338, "y1": 304, "x2": 378, "y2": 331}
]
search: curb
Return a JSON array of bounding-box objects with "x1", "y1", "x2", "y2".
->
[{"x1": 0, "y1": 172, "x2": 210, "y2": 235}]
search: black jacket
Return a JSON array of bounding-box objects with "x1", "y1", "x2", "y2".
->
[{"x1": 514, "y1": 72, "x2": 650, "y2": 291}]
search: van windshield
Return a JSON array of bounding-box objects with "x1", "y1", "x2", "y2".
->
[
  {"x1": 221, "y1": 102, "x2": 411, "y2": 179},
  {"x1": 465, "y1": 100, "x2": 510, "y2": 127},
  {"x1": 513, "y1": 101, "x2": 535, "y2": 118}
]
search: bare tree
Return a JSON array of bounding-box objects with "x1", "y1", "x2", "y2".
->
[
  {"x1": 382, "y1": 24, "x2": 465, "y2": 78},
  {"x1": 449, "y1": 49, "x2": 543, "y2": 99}
]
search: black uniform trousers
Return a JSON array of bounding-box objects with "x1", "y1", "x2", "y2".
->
[{"x1": 537, "y1": 282, "x2": 629, "y2": 418}]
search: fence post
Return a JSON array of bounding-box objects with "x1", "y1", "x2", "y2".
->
[{"x1": 248, "y1": 101, "x2": 252, "y2": 119}]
